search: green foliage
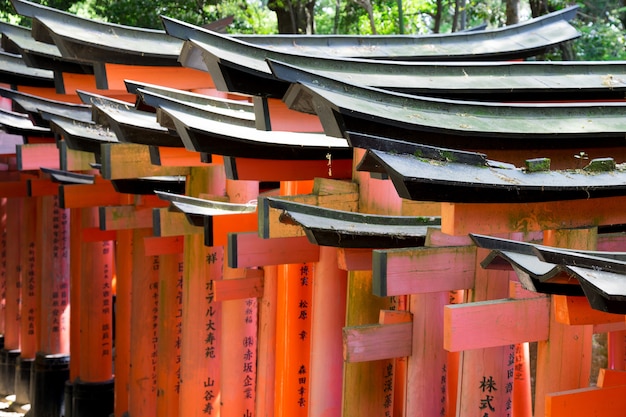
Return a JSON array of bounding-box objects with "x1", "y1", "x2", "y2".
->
[{"x1": 570, "y1": 2, "x2": 626, "y2": 61}]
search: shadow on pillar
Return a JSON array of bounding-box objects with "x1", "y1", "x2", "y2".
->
[
  {"x1": 29, "y1": 353, "x2": 70, "y2": 417},
  {"x1": 0, "y1": 349, "x2": 20, "y2": 396},
  {"x1": 14, "y1": 356, "x2": 33, "y2": 405},
  {"x1": 72, "y1": 378, "x2": 114, "y2": 417}
]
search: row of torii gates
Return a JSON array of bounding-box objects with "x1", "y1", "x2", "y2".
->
[{"x1": 1, "y1": 4, "x2": 626, "y2": 417}]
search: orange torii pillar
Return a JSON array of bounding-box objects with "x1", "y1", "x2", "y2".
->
[
  {"x1": 178, "y1": 166, "x2": 225, "y2": 417},
  {"x1": 274, "y1": 180, "x2": 315, "y2": 417},
  {"x1": 0, "y1": 198, "x2": 6, "y2": 368},
  {"x1": 30, "y1": 194, "x2": 71, "y2": 417},
  {"x1": 1, "y1": 198, "x2": 23, "y2": 396},
  {"x1": 14, "y1": 196, "x2": 37, "y2": 407},
  {"x1": 72, "y1": 207, "x2": 115, "y2": 417}
]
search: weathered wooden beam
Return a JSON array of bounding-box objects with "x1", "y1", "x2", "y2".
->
[
  {"x1": 442, "y1": 197, "x2": 626, "y2": 235},
  {"x1": 149, "y1": 146, "x2": 210, "y2": 167},
  {"x1": 59, "y1": 141, "x2": 96, "y2": 171},
  {"x1": 343, "y1": 322, "x2": 412, "y2": 363},
  {"x1": 258, "y1": 191, "x2": 359, "y2": 239},
  {"x1": 100, "y1": 143, "x2": 189, "y2": 180},
  {"x1": 99, "y1": 206, "x2": 153, "y2": 231},
  {"x1": 17, "y1": 142, "x2": 59, "y2": 171},
  {"x1": 152, "y1": 207, "x2": 202, "y2": 237},
  {"x1": 225, "y1": 156, "x2": 352, "y2": 182},
  {"x1": 372, "y1": 245, "x2": 476, "y2": 297},
  {"x1": 227, "y1": 232, "x2": 319, "y2": 268},
  {"x1": 444, "y1": 296, "x2": 550, "y2": 351},
  {"x1": 213, "y1": 271, "x2": 264, "y2": 301}
]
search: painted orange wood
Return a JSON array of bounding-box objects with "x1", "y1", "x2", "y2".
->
[
  {"x1": 0, "y1": 181, "x2": 28, "y2": 198},
  {"x1": 545, "y1": 385, "x2": 626, "y2": 417},
  {"x1": 401, "y1": 200, "x2": 441, "y2": 217},
  {"x1": 37, "y1": 195, "x2": 70, "y2": 356},
  {"x1": 379, "y1": 310, "x2": 412, "y2": 324},
  {"x1": 149, "y1": 147, "x2": 209, "y2": 167},
  {"x1": 597, "y1": 368, "x2": 626, "y2": 388},
  {"x1": 209, "y1": 211, "x2": 258, "y2": 247},
  {"x1": 265, "y1": 98, "x2": 323, "y2": 132},
  {"x1": 100, "y1": 143, "x2": 189, "y2": 180},
  {"x1": 337, "y1": 248, "x2": 373, "y2": 271},
  {"x1": 228, "y1": 233, "x2": 319, "y2": 268},
  {"x1": 0, "y1": 199, "x2": 7, "y2": 337},
  {"x1": 68, "y1": 208, "x2": 81, "y2": 381},
  {"x1": 103, "y1": 64, "x2": 214, "y2": 91},
  {"x1": 60, "y1": 72, "x2": 98, "y2": 94},
  {"x1": 156, "y1": 251, "x2": 184, "y2": 417},
  {"x1": 59, "y1": 178, "x2": 129, "y2": 209},
  {"x1": 256, "y1": 264, "x2": 277, "y2": 417},
  {"x1": 78, "y1": 208, "x2": 114, "y2": 383},
  {"x1": 4, "y1": 198, "x2": 23, "y2": 352},
  {"x1": 179, "y1": 166, "x2": 224, "y2": 417},
  {"x1": 59, "y1": 142, "x2": 96, "y2": 171},
  {"x1": 212, "y1": 273, "x2": 264, "y2": 301},
  {"x1": 534, "y1": 228, "x2": 596, "y2": 417},
  {"x1": 343, "y1": 322, "x2": 412, "y2": 363},
  {"x1": 99, "y1": 205, "x2": 153, "y2": 230},
  {"x1": 15, "y1": 86, "x2": 84, "y2": 104},
  {"x1": 309, "y1": 246, "x2": 347, "y2": 417},
  {"x1": 128, "y1": 228, "x2": 160, "y2": 417},
  {"x1": 607, "y1": 332, "x2": 626, "y2": 371},
  {"x1": 143, "y1": 236, "x2": 184, "y2": 256},
  {"x1": 441, "y1": 197, "x2": 626, "y2": 236},
  {"x1": 81, "y1": 227, "x2": 117, "y2": 242},
  {"x1": 27, "y1": 178, "x2": 58, "y2": 197},
  {"x1": 553, "y1": 295, "x2": 625, "y2": 325},
  {"x1": 112, "y1": 229, "x2": 131, "y2": 417},
  {"x1": 17, "y1": 143, "x2": 59, "y2": 171},
  {"x1": 372, "y1": 246, "x2": 476, "y2": 297},
  {"x1": 19, "y1": 197, "x2": 37, "y2": 361},
  {"x1": 152, "y1": 208, "x2": 202, "y2": 237},
  {"x1": 226, "y1": 157, "x2": 353, "y2": 182},
  {"x1": 456, "y1": 244, "x2": 517, "y2": 417},
  {"x1": 444, "y1": 297, "x2": 550, "y2": 351}
]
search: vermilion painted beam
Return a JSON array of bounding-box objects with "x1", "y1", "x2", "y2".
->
[
  {"x1": 225, "y1": 157, "x2": 353, "y2": 182},
  {"x1": 336, "y1": 248, "x2": 373, "y2": 271},
  {"x1": 597, "y1": 369, "x2": 626, "y2": 388},
  {"x1": 149, "y1": 147, "x2": 210, "y2": 167},
  {"x1": 444, "y1": 296, "x2": 550, "y2": 351},
  {"x1": 0, "y1": 180, "x2": 28, "y2": 198},
  {"x1": 553, "y1": 295, "x2": 625, "y2": 325},
  {"x1": 144, "y1": 236, "x2": 184, "y2": 256},
  {"x1": 372, "y1": 245, "x2": 476, "y2": 297},
  {"x1": 101, "y1": 64, "x2": 214, "y2": 91},
  {"x1": 82, "y1": 227, "x2": 117, "y2": 242},
  {"x1": 100, "y1": 143, "x2": 189, "y2": 180},
  {"x1": 59, "y1": 179, "x2": 130, "y2": 209},
  {"x1": 206, "y1": 211, "x2": 258, "y2": 247},
  {"x1": 545, "y1": 385, "x2": 626, "y2": 417},
  {"x1": 441, "y1": 197, "x2": 626, "y2": 235},
  {"x1": 17, "y1": 143, "x2": 59, "y2": 171},
  {"x1": 227, "y1": 232, "x2": 319, "y2": 268},
  {"x1": 27, "y1": 178, "x2": 58, "y2": 197}
]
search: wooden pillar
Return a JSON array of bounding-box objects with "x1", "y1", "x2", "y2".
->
[
  {"x1": 256, "y1": 264, "x2": 277, "y2": 417},
  {"x1": 154, "y1": 239, "x2": 184, "y2": 417},
  {"x1": 15, "y1": 197, "x2": 37, "y2": 405},
  {"x1": 2, "y1": 198, "x2": 22, "y2": 396},
  {"x1": 127, "y1": 228, "x2": 160, "y2": 417},
  {"x1": 30, "y1": 194, "x2": 71, "y2": 417},
  {"x1": 308, "y1": 246, "x2": 347, "y2": 417},
  {"x1": 0, "y1": 198, "x2": 7, "y2": 354},
  {"x1": 73, "y1": 207, "x2": 114, "y2": 417},
  {"x1": 113, "y1": 229, "x2": 132, "y2": 417},
  {"x1": 178, "y1": 166, "x2": 225, "y2": 417},
  {"x1": 534, "y1": 228, "x2": 596, "y2": 417},
  {"x1": 221, "y1": 180, "x2": 258, "y2": 417}
]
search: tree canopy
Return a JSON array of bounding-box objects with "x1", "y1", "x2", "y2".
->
[{"x1": 0, "y1": 0, "x2": 624, "y2": 60}]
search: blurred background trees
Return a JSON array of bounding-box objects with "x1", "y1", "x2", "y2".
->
[{"x1": 0, "y1": 0, "x2": 624, "y2": 60}]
